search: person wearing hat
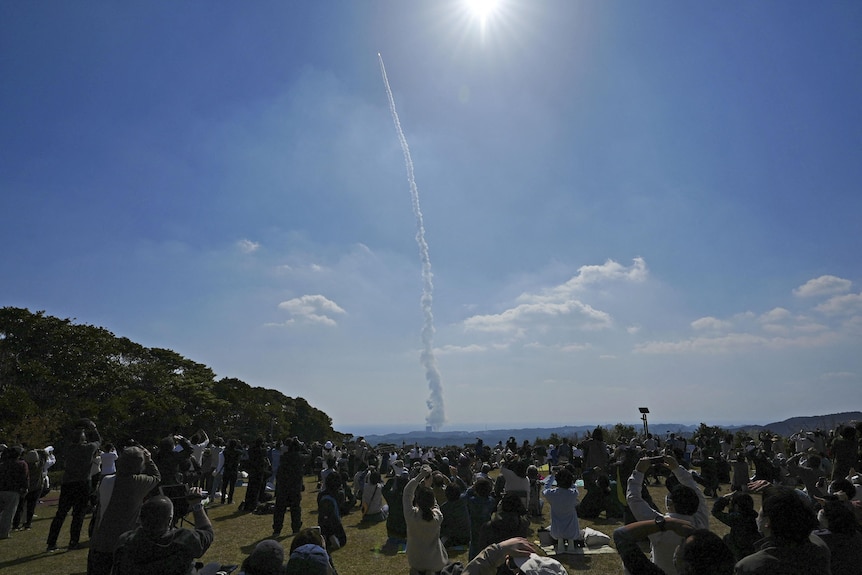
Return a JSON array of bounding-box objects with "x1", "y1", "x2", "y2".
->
[
  {"x1": 86, "y1": 445, "x2": 161, "y2": 575},
  {"x1": 463, "y1": 536, "x2": 566, "y2": 575},
  {"x1": 286, "y1": 543, "x2": 335, "y2": 575},
  {"x1": 0, "y1": 446, "x2": 28, "y2": 539},
  {"x1": 240, "y1": 539, "x2": 285, "y2": 575}
]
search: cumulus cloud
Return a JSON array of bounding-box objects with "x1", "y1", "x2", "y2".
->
[
  {"x1": 237, "y1": 238, "x2": 261, "y2": 253},
  {"x1": 793, "y1": 275, "x2": 851, "y2": 298},
  {"x1": 814, "y1": 293, "x2": 862, "y2": 316},
  {"x1": 277, "y1": 294, "x2": 345, "y2": 326},
  {"x1": 463, "y1": 300, "x2": 612, "y2": 336},
  {"x1": 691, "y1": 316, "x2": 732, "y2": 331},
  {"x1": 462, "y1": 258, "x2": 646, "y2": 339},
  {"x1": 758, "y1": 307, "x2": 791, "y2": 324},
  {"x1": 519, "y1": 258, "x2": 647, "y2": 304}
]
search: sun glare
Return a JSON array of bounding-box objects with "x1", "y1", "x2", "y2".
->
[{"x1": 465, "y1": 0, "x2": 500, "y2": 24}]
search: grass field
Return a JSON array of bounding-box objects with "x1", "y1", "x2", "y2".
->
[{"x1": 0, "y1": 471, "x2": 732, "y2": 575}]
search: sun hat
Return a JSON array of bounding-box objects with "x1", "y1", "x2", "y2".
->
[{"x1": 513, "y1": 553, "x2": 568, "y2": 575}]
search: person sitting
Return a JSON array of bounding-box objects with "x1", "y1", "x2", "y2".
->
[
  {"x1": 499, "y1": 457, "x2": 530, "y2": 511},
  {"x1": 614, "y1": 517, "x2": 735, "y2": 575},
  {"x1": 577, "y1": 466, "x2": 625, "y2": 519},
  {"x1": 710, "y1": 491, "x2": 759, "y2": 562},
  {"x1": 360, "y1": 469, "x2": 387, "y2": 523},
  {"x1": 111, "y1": 488, "x2": 215, "y2": 575},
  {"x1": 382, "y1": 467, "x2": 409, "y2": 545},
  {"x1": 403, "y1": 465, "x2": 448, "y2": 575},
  {"x1": 285, "y1": 543, "x2": 336, "y2": 575},
  {"x1": 466, "y1": 476, "x2": 497, "y2": 560},
  {"x1": 734, "y1": 485, "x2": 830, "y2": 574},
  {"x1": 440, "y1": 483, "x2": 471, "y2": 547},
  {"x1": 317, "y1": 472, "x2": 347, "y2": 550},
  {"x1": 786, "y1": 451, "x2": 826, "y2": 500},
  {"x1": 461, "y1": 537, "x2": 567, "y2": 575},
  {"x1": 526, "y1": 465, "x2": 544, "y2": 517},
  {"x1": 542, "y1": 466, "x2": 582, "y2": 554},
  {"x1": 240, "y1": 539, "x2": 284, "y2": 575},
  {"x1": 627, "y1": 455, "x2": 709, "y2": 575},
  {"x1": 813, "y1": 498, "x2": 862, "y2": 575},
  {"x1": 287, "y1": 527, "x2": 338, "y2": 574},
  {"x1": 476, "y1": 493, "x2": 532, "y2": 554}
]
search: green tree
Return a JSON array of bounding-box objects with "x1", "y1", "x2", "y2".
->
[
  {"x1": 610, "y1": 423, "x2": 637, "y2": 444},
  {"x1": 0, "y1": 307, "x2": 339, "y2": 448}
]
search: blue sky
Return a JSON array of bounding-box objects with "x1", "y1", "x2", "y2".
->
[{"x1": 3, "y1": 1, "x2": 861, "y2": 435}]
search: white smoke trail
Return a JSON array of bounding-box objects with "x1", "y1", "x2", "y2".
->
[{"x1": 378, "y1": 53, "x2": 445, "y2": 430}]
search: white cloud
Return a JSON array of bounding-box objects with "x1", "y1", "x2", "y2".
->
[
  {"x1": 435, "y1": 343, "x2": 508, "y2": 355},
  {"x1": 462, "y1": 258, "x2": 645, "y2": 339},
  {"x1": 519, "y1": 258, "x2": 647, "y2": 304},
  {"x1": 691, "y1": 316, "x2": 732, "y2": 331},
  {"x1": 814, "y1": 293, "x2": 862, "y2": 316},
  {"x1": 463, "y1": 300, "x2": 612, "y2": 335},
  {"x1": 793, "y1": 275, "x2": 852, "y2": 298},
  {"x1": 635, "y1": 331, "x2": 839, "y2": 355},
  {"x1": 819, "y1": 371, "x2": 856, "y2": 381},
  {"x1": 237, "y1": 238, "x2": 260, "y2": 253},
  {"x1": 758, "y1": 307, "x2": 791, "y2": 323},
  {"x1": 277, "y1": 294, "x2": 346, "y2": 326}
]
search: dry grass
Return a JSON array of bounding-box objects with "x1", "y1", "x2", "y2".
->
[{"x1": 0, "y1": 473, "x2": 731, "y2": 575}]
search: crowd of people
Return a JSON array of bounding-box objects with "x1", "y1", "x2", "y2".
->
[{"x1": 0, "y1": 419, "x2": 860, "y2": 575}]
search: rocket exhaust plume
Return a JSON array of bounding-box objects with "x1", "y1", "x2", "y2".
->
[{"x1": 378, "y1": 53, "x2": 445, "y2": 431}]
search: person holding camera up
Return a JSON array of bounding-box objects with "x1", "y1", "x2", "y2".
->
[
  {"x1": 46, "y1": 418, "x2": 101, "y2": 552},
  {"x1": 111, "y1": 486, "x2": 216, "y2": 575},
  {"x1": 87, "y1": 443, "x2": 161, "y2": 575}
]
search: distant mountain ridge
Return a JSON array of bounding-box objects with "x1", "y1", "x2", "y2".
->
[{"x1": 361, "y1": 411, "x2": 862, "y2": 448}]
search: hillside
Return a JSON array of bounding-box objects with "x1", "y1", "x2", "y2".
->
[{"x1": 363, "y1": 411, "x2": 862, "y2": 447}]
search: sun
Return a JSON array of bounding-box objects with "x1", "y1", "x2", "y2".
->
[{"x1": 465, "y1": 0, "x2": 501, "y2": 25}]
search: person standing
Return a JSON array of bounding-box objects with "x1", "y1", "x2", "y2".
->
[
  {"x1": 272, "y1": 438, "x2": 309, "y2": 537},
  {"x1": 86, "y1": 445, "x2": 161, "y2": 575},
  {"x1": 0, "y1": 446, "x2": 28, "y2": 539},
  {"x1": 12, "y1": 447, "x2": 42, "y2": 530},
  {"x1": 218, "y1": 439, "x2": 243, "y2": 505},
  {"x1": 47, "y1": 418, "x2": 101, "y2": 551}
]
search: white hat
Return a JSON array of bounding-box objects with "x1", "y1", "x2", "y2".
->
[
  {"x1": 513, "y1": 554, "x2": 568, "y2": 575},
  {"x1": 324, "y1": 441, "x2": 333, "y2": 449}
]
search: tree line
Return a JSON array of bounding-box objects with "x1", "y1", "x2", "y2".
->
[{"x1": 0, "y1": 307, "x2": 341, "y2": 449}]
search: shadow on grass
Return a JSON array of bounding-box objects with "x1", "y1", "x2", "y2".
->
[
  {"x1": 370, "y1": 537, "x2": 406, "y2": 556},
  {"x1": 0, "y1": 545, "x2": 87, "y2": 574},
  {"x1": 554, "y1": 555, "x2": 594, "y2": 572}
]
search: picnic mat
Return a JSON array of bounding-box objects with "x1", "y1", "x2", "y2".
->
[{"x1": 538, "y1": 543, "x2": 617, "y2": 555}]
